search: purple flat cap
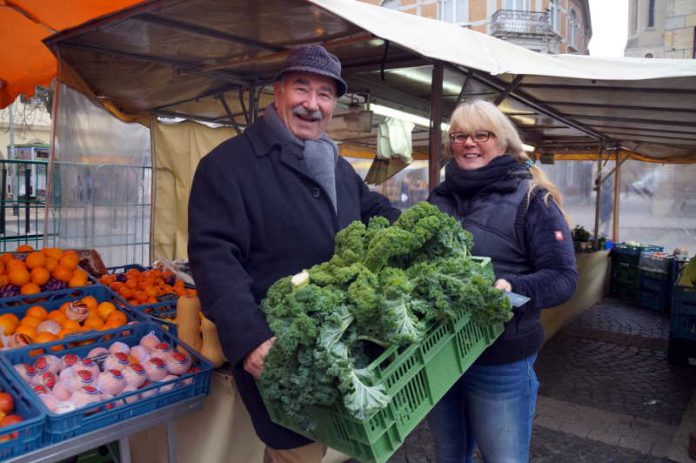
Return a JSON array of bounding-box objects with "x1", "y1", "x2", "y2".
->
[{"x1": 275, "y1": 44, "x2": 347, "y2": 97}]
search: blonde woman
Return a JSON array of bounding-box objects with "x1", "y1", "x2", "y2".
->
[{"x1": 428, "y1": 100, "x2": 577, "y2": 462}]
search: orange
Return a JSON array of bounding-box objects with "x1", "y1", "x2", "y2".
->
[
  {"x1": 68, "y1": 275, "x2": 87, "y2": 288},
  {"x1": 20, "y1": 283, "x2": 41, "y2": 295},
  {"x1": 99, "y1": 274, "x2": 115, "y2": 285},
  {"x1": 97, "y1": 301, "x2": 116, "y2": 320},
  {"x1": 8, "y1": 268, "x2": 30, "y2": 286},
  {"x1": 57, "y1": 327, "x2": 76, "y2": 339},
  {"x1": 24, "y1": 252, "x2": 46, "y2": 270},
  {"x1": 59, "y1": 252, "x2": 79, "y2": 270},
  {"x1": 134, "y1": 291, "x2": 148, "y2": 303},
  {"x1": 0, "y1": 275, "x2": 7, "y2": 286},
  {"x1": 51, "y1": 265, "x2": 73, "y2": 283},
  {"x1": 30, "y1": 267, "x2": 50, "y2": 286},
  {"x1": 59, "y1": 302, "x2": 71, "y2": 313},
  {"x1": 0, "y1": 313, "x2": 19, "y2": 326},
  {"x1": 15, "y1": 244, "x2": 34, "y2": 252},
  {"x1": 44, "y1": 258, "x2": 58, "y2": 272},
  {"x1": 0, "y1": 253, "x2": 13, "y2": 264},
  {"x1": 42, "y1": 248, "x2": 63, "y2": 261},
  {"x1": 0, "y1": 316, "x2": 17, "y2": 335},
  {"x1": 106, "y1": 310, "x2": 127, "y2": 327},
  {"x1": 62, "y1": 319, "x2": 81, "y2": 331},
  {"x1": 83, "y1": 316, "x2": 104, "y2": 330},
  {"x1": 81, "y1": 296, "x2": 98, "y2": 311},
  {"x1": 14, "y1": 324, "x2": 36, "y2": 341},
  {"x1": 46, "y1": 310, "x2": 67, "y2": 324},
  {"x1": 34, "y1": 332, "x2": 57, "y2": 344},
  {"x1": 6, "y1": 259, "x2": 26, "y2": 272},
  {"x1": 19, "y1": 315, "x2": 41, "y2": 328},
  {"x1": 25, "y1": 306, "x2": 47, "y2": 320},
  {"x1": 118, "y1": 287, "x2": 133, "y2": 299}
]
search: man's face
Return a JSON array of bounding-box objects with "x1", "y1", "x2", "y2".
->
[{"x1": 273, "y1": 72, "x2": 337, "y2": 140}]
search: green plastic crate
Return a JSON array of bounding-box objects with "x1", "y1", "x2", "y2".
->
[{"x1": 263, "y1": 256, "x2": 504, "y2": 463}]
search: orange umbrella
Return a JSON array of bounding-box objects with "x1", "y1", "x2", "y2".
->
[{"x1": 0, "y1": 0, "x2": 144, "y2": 109}]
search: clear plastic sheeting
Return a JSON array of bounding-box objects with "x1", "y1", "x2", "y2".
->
[
  {"x1": 347, "y1": 158, "x2": 430, "y2": 210},
  {"x1": 539, "y1": 160, "x2": 696, "y2": 254},
  {"x1": 48, "y1": 83, "x2": 151, "y2": 267}
]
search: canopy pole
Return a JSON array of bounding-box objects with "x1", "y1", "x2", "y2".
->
[
  {"x1": 216, "y1": 95, "x2": 242, "y2": 135},
  {"x1": 428, "y1": 62, "x2": 443, "y2": 191},
  {"x1": 592, "y1": 145, "x2": 604, "y2": 248},
  {"x1": 612, "y1": 150, "x2": 623, "y2": 243}
]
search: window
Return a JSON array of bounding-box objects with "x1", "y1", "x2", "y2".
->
[
  {"x1": 568, "y1": 8, "x2": 577, "y2": 48},
  {"x1": 549, "y1": 0, "x2": 560, "y2": 33},
  {"x1": 504, "y1": 0, "x2": 530, "y2": 10},
  {"x1": 645, "y1": 52, "x2": 654, "y2": 58},
  {"x1": 647, "y1": 0, "x2": 655, "y2": 28},
  {"x1": 440, "y1": 0, "x2": 469, "y2": 23},
  {"x1": 380, "y1": 0, "x2": 400, "y2": 9}
]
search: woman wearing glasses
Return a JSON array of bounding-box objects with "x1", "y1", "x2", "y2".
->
[{"x1": 428, "y1": 100, "x2": 577, "y2": 463}]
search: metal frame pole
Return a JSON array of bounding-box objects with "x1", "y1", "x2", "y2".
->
[{"x1": 428, "y1": 62, "x2": 443, "y2": 191}]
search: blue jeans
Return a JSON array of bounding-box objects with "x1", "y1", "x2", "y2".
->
[{"x1": 428, "y1": 354, "x2": 539, "y2": 463}]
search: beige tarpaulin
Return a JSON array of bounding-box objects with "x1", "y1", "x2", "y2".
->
[
  {"x1": 152, "y1": 120, "x2": 234, "y2": 261},
  {"x1": 540, "y1": 251, "x2": 610, "y2": 340}
]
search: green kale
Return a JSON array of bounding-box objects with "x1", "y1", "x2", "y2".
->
[{"x1": 259, "y1": 201, "x2": 512, "y2": 430}]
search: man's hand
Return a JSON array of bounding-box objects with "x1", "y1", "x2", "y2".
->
[
  {"x1": 244, "y1": 337, "x2": 276, "y2": 379},
  {"x1": 494, "y1": 278, "x2": 512, "y2": 292}
]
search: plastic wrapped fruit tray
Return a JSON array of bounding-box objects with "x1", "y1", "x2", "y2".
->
[
  {"x1": 0, "y1": 285, "x2": 145, "y2": 350},
  {"x1": 0, "y1": 362, "x2": 45, "y2": 460},
  {"x1": 0, "y1": 322, "x2": 212, "y2": 445},
  {"x1": 263, "y1": 304, "x2": 503, "y2": 462}
]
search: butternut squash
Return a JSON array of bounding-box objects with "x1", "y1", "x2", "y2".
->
[
  {"x1": 176, "y1": 296, "x2": 202, "y2": 353},
  {"x1": 200, "y1": 315, "x2": 226, "y2": 368}
]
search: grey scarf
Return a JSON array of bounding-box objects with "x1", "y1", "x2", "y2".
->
[{"x1": 265, "y1": 104, "x2": 338, "y2": 212}]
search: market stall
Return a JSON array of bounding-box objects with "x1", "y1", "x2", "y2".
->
[{"x1": 2, "y1": 0, "x2": 696, "y2": 461}]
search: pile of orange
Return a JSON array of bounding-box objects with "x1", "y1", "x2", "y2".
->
[
  {"x1": 0, "y1": 295, "x2": 128, "y2": 347},
  {"x1": 0, "y1": 245, "x2": 89, "y2": 295},
  {"x1": 99, "y1": 267, "x2": 196, "y2": 307}
]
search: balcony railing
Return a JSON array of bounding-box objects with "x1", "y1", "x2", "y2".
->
[{"x1": 490, "y1": 9, "x2": 555, "y2": 37}]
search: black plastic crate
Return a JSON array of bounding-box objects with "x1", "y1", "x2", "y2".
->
[
  {"x1": 639, "y1": 270, "x2": 672, "y2": 296},
  {"x1": 637, "y1": 289, "x2": 670, "y2": 312},
  {"x1": 667, "y1": 335, "x2": 696, "y2": 366},
  {"x1": 671, "y1": 285, "x2": 696, "y2": 340}
]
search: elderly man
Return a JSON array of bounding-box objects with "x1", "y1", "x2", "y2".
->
[{"x1": 188, "y1": 45, "x2": 400, "y2": 462}]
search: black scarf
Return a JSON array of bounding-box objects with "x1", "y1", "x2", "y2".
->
[{"x1": 442, "y1": 154, "x2": 530, "y2": 199}]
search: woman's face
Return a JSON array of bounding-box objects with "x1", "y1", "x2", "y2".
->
[{"x1": 449, "y1": 129, "x2": 506, "y2": 170}]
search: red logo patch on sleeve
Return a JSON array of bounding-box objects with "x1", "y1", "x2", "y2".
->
[{"x1": 555, "y1": 230, "x2": 565, "y2": 241}]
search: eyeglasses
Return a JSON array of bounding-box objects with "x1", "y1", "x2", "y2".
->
[{"x1": 449, "y1": 131, "x2": 493, "y2": 144}]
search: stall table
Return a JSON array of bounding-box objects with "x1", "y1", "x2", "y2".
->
[{"x1": 4, "y1": 397, "x2": 204, "y2": 463}]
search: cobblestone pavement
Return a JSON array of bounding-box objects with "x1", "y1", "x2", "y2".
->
[{"x1": 365, "y1": 298, "x2": 696, "y2": 462}]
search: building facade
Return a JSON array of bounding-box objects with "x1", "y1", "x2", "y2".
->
[
  {"x1": 362, "y1": 0, "x2": 592, "y2": 54},
  {"x1": 625, "y1": 0, "x2": 696, "y2": 59}
]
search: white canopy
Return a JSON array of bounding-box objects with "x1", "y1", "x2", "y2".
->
[{"x1": 45, "y1": 0, "x2": 696, "y2": 161}]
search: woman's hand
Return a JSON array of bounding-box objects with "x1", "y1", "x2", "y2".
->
[{"x1": 494, "y1": 278, "x2": 512, "y2": 292}]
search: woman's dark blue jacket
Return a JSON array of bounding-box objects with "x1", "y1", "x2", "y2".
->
[{"x1": 429, "y1": 156, "x2": 577, "y2": 364}]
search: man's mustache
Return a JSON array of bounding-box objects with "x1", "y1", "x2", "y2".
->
[{"x1": 293, "y1": 106, "x2": 323, "y2": 121}]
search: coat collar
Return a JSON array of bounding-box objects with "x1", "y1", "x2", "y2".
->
[{"x1": 246, "y1": 116, "x2": 286, "y2": 158}]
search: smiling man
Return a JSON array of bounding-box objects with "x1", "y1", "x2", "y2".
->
[{"x1": 187, "y1": 45, "x2": 399, "y2": 463}]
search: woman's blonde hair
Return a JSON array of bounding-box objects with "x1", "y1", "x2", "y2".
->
[{"x1": 447, "y1": 100, "x2": 570, "y2": 225}]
